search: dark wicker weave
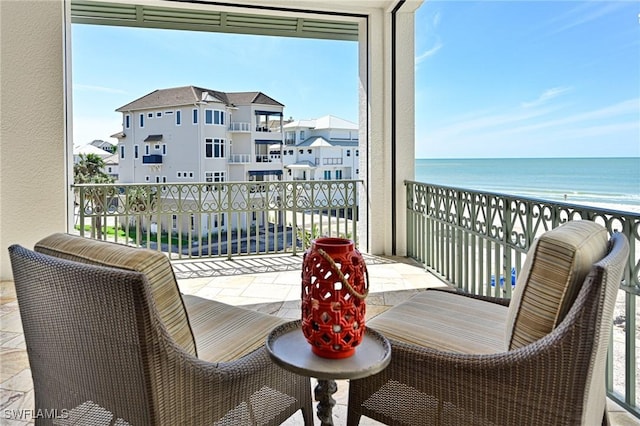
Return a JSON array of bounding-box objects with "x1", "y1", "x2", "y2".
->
[
  {"x1": 347, "y1": 233, "x2": 629, "y2": 426},
  {"x1": 8, "y1": 245, "x2": 313, "y2": 425}
]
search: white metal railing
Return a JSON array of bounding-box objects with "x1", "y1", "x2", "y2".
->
[
  {"x1": 73, "y1": 180, "x2": 361, "y2": 259},
  {"x1": 228, "y1": 154, "x2": 251, "y2": 163},
  {"x1": 228, "y1": 122, "x2": 251, "y2": 132},
  {"x1": 323, "y1": 158, "x2": 343, "y2": 165},
  {"x1": 405, "y1": 180, "x2": 640, "y2": 419}
]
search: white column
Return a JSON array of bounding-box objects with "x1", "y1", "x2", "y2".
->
[
  {"x1": 0, "y1": 0, "x2": 69, "y2": 279},
  {"x1": 358, "y1": 3, "x2": 417, "y2": 256}
]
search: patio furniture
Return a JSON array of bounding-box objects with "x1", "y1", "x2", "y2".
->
[
  {"x1": 8, "y1": 233, "x2": 313, "y2": 425},
  {"x1": 347, "y1": 220, "x2": 629, "y2": 426},
  {"x1": 266, "y1": 320, "x2": 391, "y2": 425}
]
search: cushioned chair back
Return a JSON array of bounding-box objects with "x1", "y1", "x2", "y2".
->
[
  {"x1": 34, "y1": 233, "x2": 196, "y2": 356},
  {"x1": 9, "y1": 245, "x2": 154, "y2": 424},
  {"x1": 505, "y1": 220, "x2": 608, "y2": 350},
  {"x1": 580, "y1": 232, "x2": 629, "y2": 424}
]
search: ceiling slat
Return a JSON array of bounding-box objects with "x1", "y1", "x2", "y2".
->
[{"x1": 71, "y1": 0, "x2": 359, "y2": 41}]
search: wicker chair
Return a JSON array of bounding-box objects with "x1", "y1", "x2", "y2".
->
[
  {"x1": 8, "y1": 233, "x2": 313, "y2": 425},
  {"x1": 348, "y1": 221, "x2": 629, "y2": 426}
]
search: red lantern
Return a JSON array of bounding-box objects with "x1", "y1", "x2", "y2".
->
[{"x1": 301, "y1": 238, "x2": 369, "y2": 359}]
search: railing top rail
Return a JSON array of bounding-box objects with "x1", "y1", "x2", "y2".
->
[{"x1": 405, "y1": 180, "x2": 640, "y2": 218}]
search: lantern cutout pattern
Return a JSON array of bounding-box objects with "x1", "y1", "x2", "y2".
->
[{"x1": 301, "y1": 238, "x2": 369, "y2": 359}]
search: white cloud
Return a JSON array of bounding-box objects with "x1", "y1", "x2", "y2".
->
[
  {"x1": 416, "y1": 40, "x2": 443, "y2": 64},
  {"x1": 521, "y1": 86, "x2": 572, "y2": 108}
]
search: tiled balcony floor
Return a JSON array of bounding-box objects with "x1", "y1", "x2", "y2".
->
[{"x1": 1, "y1": 255, "x2": 638, "y2": 425}]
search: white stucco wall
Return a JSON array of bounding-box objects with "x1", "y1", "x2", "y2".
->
[{"x1": 1, "y1": 0, "x2": 68, "y2": 280}]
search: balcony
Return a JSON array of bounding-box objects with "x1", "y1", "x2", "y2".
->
[
  {"x1": 66, "y1": 180, "x2": 639, "y2": 423},
  {"x1": 3, "y1": 1, "x2": 639, "y2": 423},
  {"x1": 228, "y1": 121, "x2": 251, "y2": 132},
  {"x1": 320, "y1": 157, "x2": 343, "y2": 166},
  {"x1": 2, "y1": 181, "x2": 639, "y2": 424},
  {"x1": 142, "y1": 154, "x2": 163, "y2": 164},
  {"x1": 228, "y1": 153, "x2": 251, "y2": 164}
]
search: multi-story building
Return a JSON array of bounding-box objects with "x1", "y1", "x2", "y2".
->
[
  {"x1": 282, "y1": 115, "x2": 359, "y2": 181},
  {"x1": 114, "y1": 85, "x2": 285, "y2": 185},
  {"x1": 114, "y1": 86, "x2": 285, "y2": 235}
]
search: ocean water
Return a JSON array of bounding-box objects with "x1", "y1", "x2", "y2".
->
[{"x1": 414, "y1": 157, "x2": 640, "y2": 213}]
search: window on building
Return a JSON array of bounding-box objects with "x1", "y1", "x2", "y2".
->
[
  {"x1": 215, "y1": 110, "x2": 225, "y2": 125},
  {"x1": 155, "y1": 176, "x2": 160, "y2": 183},
  {"x1": 214, "y1": 213, "x2": 225, "y2": 227},
  {"x1": 346, "y1": 150, "x2": 351, "y2": 157},
  {"x1": 162, "y1": 176, "x2": 167, "y2": 182},
  {"x1": 324, "y1": 170, "x2": 331, "y2": 180},
  {"x1": 192, "y1": 109, "x2": 198, "y2": 124},
  {"x1": 300, "y1": 130, "x2": 305, "y2": 140},
  {"x1": 145, "y1": 145, "x2": 150, "y2": 155},
  {"x1": 205, "y1": 138, "x2": 225, "y2": 158},
  {"x1": 205, "y1": 109, "x2": 226, "y2": 125},
  {"x1": 285, "y1": 131, "x2": 296, "y2": 144},
  {"x1": 148, "y1": 112, "x2": 153, "y2": 119},
  {"x1": 205, "y1": 138, "x2": 213, "y2": 157},
  {"x1": 356, "y1": 150, "x2": 359, "y2": 156},
  {"x1": 214, "y1": 138, "x2": 225, "y2": 158},
  {"x1": 190, "y1": 214, "x2": 196, "y2": 231},
  {"x1": 176, "y1": 110, "x2": 181, "y2": 125},
  {"x1": 154, "y1": 144, "x2": 160, "y2": 150},
  {"x1": 145, "y1": 175, "x2": 150, "y2": 182},
  {"x1": 172, "y1": 214, "x2": 177, "y2": 229},
  {"x1": 134, "y1": 145, "x2": 139, "y2": 159},
  {"x1": 336, "y1": 170, "x2": 343, "y2": 179},
  {"x1": 156, "y1": 112, "x2": 162, "y2": 117},
  {"x1": 177, "y1": 172, "x2": 182, "y2": 178},
  {"x1": 162, "y1": 144, "x2": 167, "y2": 155},
  {"x1": 205, "y1": 171, "x2": 226, "y2": 190},
  {"x1": 125, "y1": 114, "x2": 130, "y2": 129},
  {"x1": 139, "y1": 113, "x2": 144, "y2": 128},
  {"x1": 120, "y1": 145, "x2": 125, "y2": 159}
]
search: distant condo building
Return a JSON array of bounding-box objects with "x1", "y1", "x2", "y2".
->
[
  {"x1": 113, "y1": 85, "x2": 359, "y2": 185},
  {"x1": 283, "y1": 115, "x2": 359, "y2": 181},
  {"x1": 114, "y1": 85, "x2": 285, "y2": 185}
]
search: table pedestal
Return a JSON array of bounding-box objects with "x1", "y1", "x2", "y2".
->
[{"x1": 315, "y1": 379, "x2": 337, "y2": 426}]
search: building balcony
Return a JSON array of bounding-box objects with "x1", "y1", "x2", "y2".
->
[
  {"x1": 142, "y1": 154, "x2": 163, "y2": 164},
  {"x1": 228, "y1": 153, "x2": 251, "y2": 164},
  {"x1": 228, "y1": 122, "x2": 251, "y2": 132},
  {"x1": 2, "y1": 180, "x2": 638, "y2": 424},
  {"x1": 5, "y1": 0, "x2": 638, "y2": 422}
]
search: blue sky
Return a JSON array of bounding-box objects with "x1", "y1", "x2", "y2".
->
[{"x1": 72, "y1": 1, "x2": 639, "y2": 159}]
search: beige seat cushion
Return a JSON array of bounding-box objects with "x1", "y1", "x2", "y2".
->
[
  {"x1": 183, "y1": 294, "x2": 286, "y2": 362},
  {"x1": 368, "y1": 290, "x2": 508, "y2": 354},
  {"x1": 505, "y1": 221, "x2": 608, "y2": 350},
  {"x1": 35, "y1": 233, "x2": 197, "y2": 356}
]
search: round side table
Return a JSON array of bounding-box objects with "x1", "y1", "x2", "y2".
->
[{"x1": 266, "y1": 320, "x2": 391, "y2": 426}]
